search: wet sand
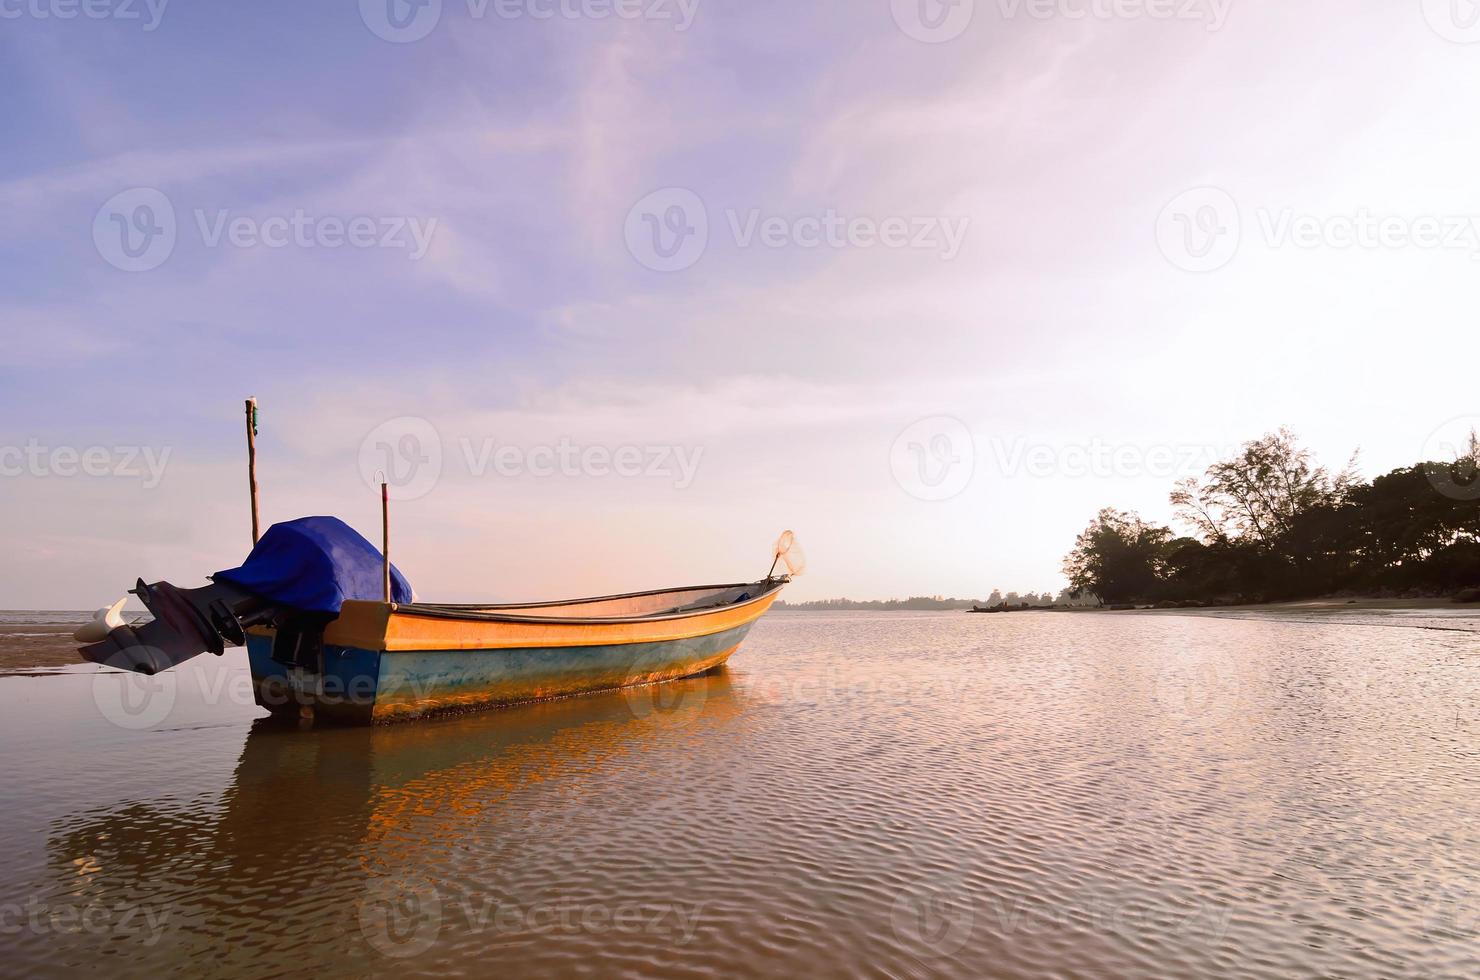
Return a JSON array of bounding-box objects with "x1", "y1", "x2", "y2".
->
[
  {"x1": 0, "y1": 611, "x2": 149, "y2": 674},
  {"x1": 1125, "y1": 597, "x2": 1480, "y2": 632},
  {"x1": 0, "y1": 623, "x2": 87, "y2": 672}
]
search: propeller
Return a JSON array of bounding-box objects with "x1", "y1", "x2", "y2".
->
[{"x1": 74, "y1": 597, "x2": 130, "y2": 644}]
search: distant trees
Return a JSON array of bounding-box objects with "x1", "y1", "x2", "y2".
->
[
  {"x1": 977, "y1": 589, "x2": 1072, "y2": 611},
  {"x1": 1062, "y1": 507, "x2": 1173, "y2": 603},
  {"x1": 1170, "y1": 427, "x2": 1357, "y2": 554},
  {"x1": 1334, "y1": 463, "x2": 1480, "y2": 591},
  {"x1": 1422, "y1": 429, "x2": 1480, "y2": 504},
  {"x1": 1063, "y1": 428, "x2": 1480, "y2": 604},
  {"x1": 777, "y1": 596, "x2": 987, "y2": 611}
]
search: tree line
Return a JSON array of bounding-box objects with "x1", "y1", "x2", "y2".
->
[
  {"x1": 1062, "y1": 428, "x2": 1480, "y2": 605},
  {"x1": 774, "y1": 596, "x2": 985, "y2": 611}
]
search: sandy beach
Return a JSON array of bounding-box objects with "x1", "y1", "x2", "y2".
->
[
  {"x1": 0, "y1": 623, "x2": 84, "y2": 672},
  {"x1": 1117, "y1": 597, "x2": 1480, "y2": 632},
  {"x1": 0, "y1": 612, "x2": 148, "y2": 674}
]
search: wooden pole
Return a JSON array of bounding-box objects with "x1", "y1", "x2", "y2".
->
[
  {"x1": 381, "y1": 481, "x2": 391, "y2": 604},
  {"x1": 245, "y1": 398, "x2": 260, "y2": 545}
]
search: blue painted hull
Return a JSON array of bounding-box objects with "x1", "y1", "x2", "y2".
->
[{"x1": 248, "y1": 621, "x2": 754, "y2": 724}]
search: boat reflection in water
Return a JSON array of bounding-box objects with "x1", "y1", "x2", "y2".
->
[{"x1": 40, "y1": 666, "x2": 747, "y2": 975}]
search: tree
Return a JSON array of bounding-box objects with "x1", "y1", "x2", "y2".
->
[
  {"x1": 1171, "y1": 428, "x2": 1357, "y2": 555},
  {"x1": 1066, "y1": 427, "x2": 1479, "y2": 604},
  {"x1": 1340, "y1": 464, "x2": 1480, "y2": 589},
  {"x1": 1062, "y1": 508, "x2": 1172, "y2": 603},
  {"x1": 1421, "y1": 426, "x2": 1480, "y2": 503}
]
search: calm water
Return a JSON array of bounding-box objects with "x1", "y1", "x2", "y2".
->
[{"x1": 0, "y1": 611, "x2": 1475, "y2": 978}]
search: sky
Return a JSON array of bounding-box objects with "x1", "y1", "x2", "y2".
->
[{"x1": 2, "y1": 0, "x2": 1480, "y2": 607}]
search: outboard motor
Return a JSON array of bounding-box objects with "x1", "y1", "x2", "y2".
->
[
  {"x1": 76, "y1": 516, "x2": 414, "y2": 676},
  {"x1": 76, "y1": 580, "x2": 278, "y2": 675}
]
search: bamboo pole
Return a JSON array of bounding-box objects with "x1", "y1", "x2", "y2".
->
[
  {"x1": 245, "y1": 398, "x2": 260, "y2": 545},
  {"x1": 381, "y1": 481, "x2": 391, "y2": 604}
]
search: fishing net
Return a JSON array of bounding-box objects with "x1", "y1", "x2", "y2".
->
[{"x1": 774, "y1": 531, "x2": 807, "y2": 577}]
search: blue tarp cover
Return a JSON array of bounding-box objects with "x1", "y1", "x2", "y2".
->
[{"x1": 214, "y1": 516, "x2": 413, "y2": 614}]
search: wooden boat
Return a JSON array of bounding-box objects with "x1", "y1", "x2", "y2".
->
[
  {"x1": 76, "y1": 516, "x2": 797, "y2": 726},
  {"x1": 248, "y1": 580, "x2": 785, "y2": 724},
  {"x1": 74, "y1": 404, "x2": 801, "y2": 726}
]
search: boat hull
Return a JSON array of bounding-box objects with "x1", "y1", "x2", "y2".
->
[
  {"x1": 247, "y1": 583, "x2": 779, "y2": 724},
  {"x1": 248, "y1": 622, "x2": 752, "y2": 724}
]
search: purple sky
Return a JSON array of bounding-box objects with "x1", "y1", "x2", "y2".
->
[{"x1": 3, "y1": 0, "x2": 1479, "y2": 607}]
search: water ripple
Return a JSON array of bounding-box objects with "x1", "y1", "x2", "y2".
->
[{"x1": 0, "y1": 611, "x2": 1475, "y2": 978}]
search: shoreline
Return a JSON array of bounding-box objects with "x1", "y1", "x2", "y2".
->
[
  {"x1": 1050, "y1": 596, "x2": 1480, "y2": 632},
  {"x1": 1049, "y1": 596, "x2": 1480, "y2": 613},
  {"x1": 6, "y1": 597, "x2": 1478, "y2": 673}
]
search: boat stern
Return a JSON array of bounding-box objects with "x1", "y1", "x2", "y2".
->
[{"x1": 246, "y1": 601, "x2": 393, "y2": 725}]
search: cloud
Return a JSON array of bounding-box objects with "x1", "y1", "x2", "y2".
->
[{"x1": 5, "y1": 1, "x2": 1480, "y2": 604}]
